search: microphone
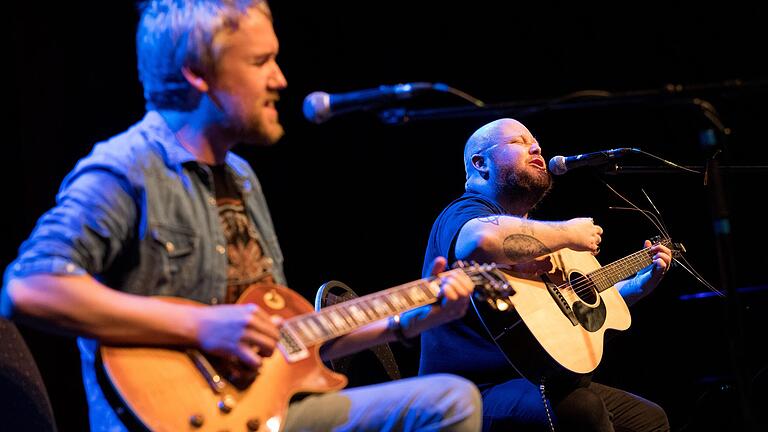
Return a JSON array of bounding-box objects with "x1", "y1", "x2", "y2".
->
[
  {"x1": 302, "y1": 82, "x2": 434, "y2": 124},
  {"x1": 548, "y1": 148, "x2": 638, "y2": 175}
]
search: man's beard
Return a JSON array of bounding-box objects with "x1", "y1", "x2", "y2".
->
[
  {"x1": 245, "y1": 123, "x2": 284, "y2": 146},
  {"x1": 237, "y1": 115, "x2": 284, "y2": 146},
  {"x1": 497, "y1": 166, "x2": 553, "y2": 211}
]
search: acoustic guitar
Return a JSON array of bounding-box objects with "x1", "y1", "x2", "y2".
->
[
  {"x1": 99, "y1": 263, "x2": 512, "y2": 431},
  {"x1": 473, "y1": 238, "x2": 678, "y2": 383}
]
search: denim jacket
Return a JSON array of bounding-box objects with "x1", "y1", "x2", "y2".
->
[{"x1": 4, "y1": 111, "x2": 286, "y2": 430}]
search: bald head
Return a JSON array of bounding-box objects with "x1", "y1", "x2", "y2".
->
[
  {"x1": 462, "y1": 118, "x2": 551, "y2": 212},
  {"x1": 464, "y1": 118, "x2": 528, "y2": 180}
]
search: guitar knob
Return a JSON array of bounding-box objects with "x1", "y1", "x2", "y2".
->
[
  {"x1": 219, "y1": 395, "x2": 236, "y2": 413},
  {"x1": 247, "y1": 418, "x2": 261, "y2": 431},
  {"x1": 189, "y1": 414, "x2": 204, "y2": 428}
]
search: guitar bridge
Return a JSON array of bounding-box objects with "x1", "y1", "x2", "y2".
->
[{"x1": 541, "y1": 275, "x2": 579, "y2": 326}]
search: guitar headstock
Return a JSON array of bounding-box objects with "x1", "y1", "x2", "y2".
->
[
  {"x1": 453, "y1": 261, "x2": 516, "y2": 311},
  {"x1": 650, "y1": 236, "x2": 686, "y2": 259}
]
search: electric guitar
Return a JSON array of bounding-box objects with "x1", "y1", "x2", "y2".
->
[
  {"x1": 473, "y1": 237, "x2": 679, "y2": 383},
  {"x1": 98, "y1": 263, "x2": 512, "y2": 431}
]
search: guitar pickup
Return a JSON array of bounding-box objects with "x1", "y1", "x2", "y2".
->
[{"x1": 278, "y1": 327, "x2": 309, "y2": 363}]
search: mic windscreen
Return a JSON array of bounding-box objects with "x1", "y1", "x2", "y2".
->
[
  {"x1": 302, "y1": 91, "x2": 331, "y2": 124},
  {"x1": 548, "y1": 156, "x2": 567, "y2": 175}
]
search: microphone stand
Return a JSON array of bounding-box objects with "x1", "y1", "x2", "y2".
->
[
  {"x1": 554, "y1": 131, "x2": 761, "y2": 432},
  {"x1": 377, "y1": 79, "x2": 768, "y2": 124},
  {"x1": 587, "y1": 131, "x2": 761, "y2": 432},
  {"x1": 700, "y1": 129, "x2": 758, "y2": 432},
  {"x1": 613, "y1": 161, "x2": 760, "y2": 431},
  {"x1": 602, "y1": 165, "x2": 768, "y2": 175}
]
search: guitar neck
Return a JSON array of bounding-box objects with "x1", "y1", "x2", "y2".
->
[
  {"x1": 280, "y1": 275, "x2": 443, "y2": 347},
  {"x1": 588, "y1": 244, "x2": 662, "y2": 292}
]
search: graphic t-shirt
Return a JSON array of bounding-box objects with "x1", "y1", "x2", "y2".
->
[{"x1": 211, "y1": 164, "x2": 274, "y2": 304}]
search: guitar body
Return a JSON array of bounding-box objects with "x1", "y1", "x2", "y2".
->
[
  {"x1": 476, "y1": 248, "x2": 631, "y2": 382},
  {"x1": 100, "y1": 284, "x2": 347, "y2": 432}
]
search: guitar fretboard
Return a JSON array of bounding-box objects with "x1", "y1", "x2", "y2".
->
[
  {"x1": 282, "y1": 277, "x2": 442, "y2": 347},
  {"x1": 587, "y1": 240, "x2": 669, "y2": 292}
]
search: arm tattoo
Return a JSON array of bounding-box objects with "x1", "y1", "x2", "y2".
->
[
  {"x1": 478, "y1": 216, "x2": 501, "y2": 225},
  {"x1": 502, "y1": 234, "x2": 551, "y2": 263}
]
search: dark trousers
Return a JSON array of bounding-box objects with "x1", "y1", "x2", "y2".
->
[{"x1": 479, "y1": 377, "x2": 669, "y2": 432}]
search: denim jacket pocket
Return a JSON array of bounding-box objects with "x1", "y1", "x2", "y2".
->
[
  {"x1": 151, "y1": 225, "x2": 197, "y2": 257},
  {"x1": 149, "y1": 224, "x2": 200, "y2": 294}
]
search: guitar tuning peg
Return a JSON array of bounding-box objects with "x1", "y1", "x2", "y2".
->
[{"x1": 674, "y1": 242, "x2": 686, "y2": 254}]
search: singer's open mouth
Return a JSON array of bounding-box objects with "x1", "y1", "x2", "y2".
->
[{"x1": 529, "y1": 158, "x2": 546, "y2": 170}]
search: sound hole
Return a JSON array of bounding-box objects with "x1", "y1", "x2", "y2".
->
[{"x1": 568, "y1": 272, "x2": 598, "y2": 305}]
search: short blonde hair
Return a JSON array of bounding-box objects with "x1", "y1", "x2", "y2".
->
[{"x1": 136, "y1": 0, "x2": 271, "y2": 111}]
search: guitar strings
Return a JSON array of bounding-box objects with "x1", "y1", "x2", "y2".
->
[
  {"x1": 563, "y1": 250, "x2": 652, "y2": 296},
  {"x1": 567, "y1": 248, "x2": 656, "y2": 296},
  {"x1": 558, "y1": 242, "x2": 665, "y2": 298}
]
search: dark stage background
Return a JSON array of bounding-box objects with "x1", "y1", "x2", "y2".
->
[{"x1": 7, "y1": 1, "x2": 768, "y2": 431}]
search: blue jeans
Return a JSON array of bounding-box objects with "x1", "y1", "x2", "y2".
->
[
  {"x1": 283, "y1": 374, "x2": 482, "y2": 432},
  {"x1": 480, "y1": 378, "x2": 669, "y2": 432}
]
